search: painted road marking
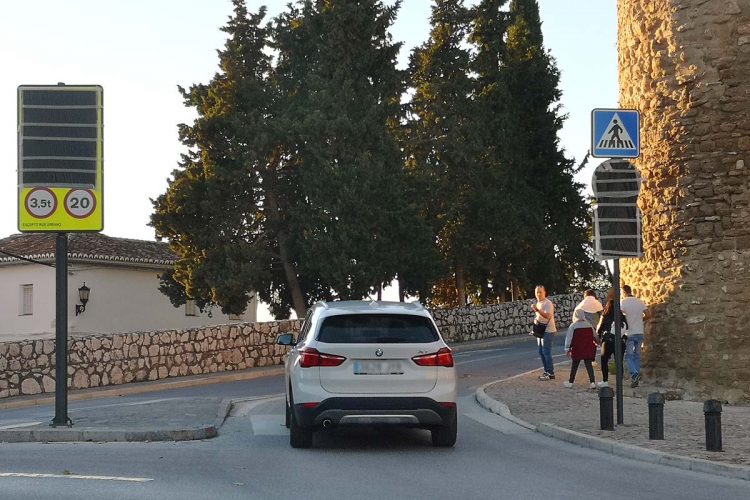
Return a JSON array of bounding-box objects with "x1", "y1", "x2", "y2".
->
[
  {"x1": 250, "y1": 415, "x2": 287, "y2": 436},
  {"x1": 0, "y1": 472, "x2": 153, "y2": 482},
  {"x1": 0, "y1": 422, "x2": 41, "y2": 430}
]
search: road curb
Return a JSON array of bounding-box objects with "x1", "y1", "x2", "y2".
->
[
  {"x1": 475, "y1": 380, "x2": 750, "y2": 482},
  {"x1": 536, "y1": 422, "x2": 750, "y2": 482},
  {"x1": 0, "y1": 425, "x2": 218, "y2": 443}
]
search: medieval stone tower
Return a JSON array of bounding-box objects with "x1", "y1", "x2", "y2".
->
[{"x1": 617, "y1": 0, "x2": 750, "y2": 402}]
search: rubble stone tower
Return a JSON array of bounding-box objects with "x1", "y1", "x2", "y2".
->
[{"x1": 617, "y1": 0, "x2": 750, "y2": 402}]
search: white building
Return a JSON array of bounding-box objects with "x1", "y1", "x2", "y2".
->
[{"x1": 0, "y1": 233, "x2": 257, "y2": 341}]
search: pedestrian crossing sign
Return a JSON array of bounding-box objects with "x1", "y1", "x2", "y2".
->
[{"x1": 591, "y1": 108, "x2": 640, "y2": 158}]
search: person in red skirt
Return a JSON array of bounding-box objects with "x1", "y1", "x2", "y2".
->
[{"x1": 563, "y1": 308, "x2": 598, "y2": 389}]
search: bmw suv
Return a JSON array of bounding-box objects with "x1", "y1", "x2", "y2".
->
[{"x1": 276, "y1": 300, "x2": 457, "y2": 448}]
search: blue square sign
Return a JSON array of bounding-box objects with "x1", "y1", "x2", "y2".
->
[{"x1": 591, "y1": 108, "x2": 640, "y2": 158}]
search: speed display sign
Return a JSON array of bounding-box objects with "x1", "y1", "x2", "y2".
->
[{"x1": 17, "y1": 84, "x2": 103, "y2": 232}]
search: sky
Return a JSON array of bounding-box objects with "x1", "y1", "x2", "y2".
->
[{"x1": 0, "y1": 1, "x2": 618, "y2": 316}]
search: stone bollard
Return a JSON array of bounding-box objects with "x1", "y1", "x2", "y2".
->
[
  {"x1": 599, "y1": 386, "x2": 614, "y2": 431},
  {"x1": 647, "y1": 392, "x2": 664, "y2": 440},
  {"x1": 703, "y1": 399, "x2": 723, "y2": 452}
]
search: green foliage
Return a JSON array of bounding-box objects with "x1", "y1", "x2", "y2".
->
[
  {"x1": 151, "y1": 1, "x2": 276, "y2": 316},
  {"x1": 151, "y1": 0, "x2": 603, "y2": 318},
  {"x1": 152, "y1": 0, "x2": 440, "y2": 317},
  {"x1": 499, "y1": 0, "x2": 603, "y2": 295},
  {"x1": 409, "y1": 0, "x2": 603, "y2": 306}
]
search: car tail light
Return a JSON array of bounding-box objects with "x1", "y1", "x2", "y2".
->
[
  {"x1": 298, "y1": 347, "x2": 346, "y2": 368},
  {"x1": 412, "y1": 347, "x2": 454, "y2": 367}
]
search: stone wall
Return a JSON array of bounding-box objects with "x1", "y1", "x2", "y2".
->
[
  {"x1": 0, "y1": 292, "x2": 589, "y2": 399},
  {"x1": 431, "y1": 292, "x2": 591, "y2": 343},
  {"x1": 617, "y1": 0, "x2": 750, "y2": 402},
  {"x1": 0, "y1": 320, "x2": 299, "y2": 399}
]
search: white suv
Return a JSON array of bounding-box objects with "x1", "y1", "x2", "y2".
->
[{"x1": 276, "y1": 300, "x2": 457, "y2": 448}]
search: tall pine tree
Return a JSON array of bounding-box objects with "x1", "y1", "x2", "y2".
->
[
  {"x1": 468, "y1": 0, "x2": 540, "y2": 302},
  {"x1": 405, "y1": 0, "x2": 478, "y2": 306},
  {"x1": 500, "y1": 0, "x2": 600, "y2": 295},
  {"x1": 151, "y1": 1, "x2": 282, "y2": 316},
  {"x1": 274, "y1": 0, "x2": 436, "y2": 301}
]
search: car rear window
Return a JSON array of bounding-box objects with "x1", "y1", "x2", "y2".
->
[{"x1": 317, "y1": 314, "x2": 439, "y2": 344}]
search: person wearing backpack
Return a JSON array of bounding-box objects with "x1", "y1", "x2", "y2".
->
[{"x1": 563, "y1": 308, "x2": 598, "y2": 389}]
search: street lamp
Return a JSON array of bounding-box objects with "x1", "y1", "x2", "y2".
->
[{"x1": 75, "y1": 282, "x2": 90, "y2": 316}]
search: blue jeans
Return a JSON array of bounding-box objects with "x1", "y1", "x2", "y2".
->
[
  {"x1": 537, "y1": 332, "x2": 555, "y2": 375},
  {"x1": 625, "y1": 334, "x2": 643, "y2": 379}
]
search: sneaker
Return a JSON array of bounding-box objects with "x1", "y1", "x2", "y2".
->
[
  {"x1": 538, "y1": 373, "x2": 551, "y2": 381},
  {"x1": 596, "y1": 381, "x2": 609, "y2": 388},
  {"x1": 563, "y1": 381, "x2": 573, "y2": 388},
  {"x1": 631, "y1": 373, "x2": 642, "y2": 388},
  {"x1": 547, "y1": 373, "x2": 555, "y2": 380},
  {"x1": 589, "y1": 382, "x2": 597, "y2": 390}
]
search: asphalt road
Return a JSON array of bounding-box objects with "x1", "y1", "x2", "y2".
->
[{"x1": 1, "y1": 342, "x2": 749, "y2": 499}]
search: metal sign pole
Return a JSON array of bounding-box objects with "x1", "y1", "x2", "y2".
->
[
  {"x1": 52, "y1": 232, "x2": 70, "y2": 427},
  {"x1": 613, "y1": 259, "x2": 624, "y2": 425}
]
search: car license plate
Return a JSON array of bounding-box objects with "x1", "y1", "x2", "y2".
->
[{"x1": 353, "y1": 360, "x2": 404, "y2": 375}]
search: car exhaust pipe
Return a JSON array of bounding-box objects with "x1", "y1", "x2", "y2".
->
[{"x1": 322, "y1": 419, "x2": 333, "y2": 428}]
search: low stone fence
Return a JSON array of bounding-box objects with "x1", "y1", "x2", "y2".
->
[
  {"x1": 432, "y1": 291, "x2": 591, "y2": 343},
  {"x1": 0, "y1": 320, "x2": 301, "y2": 399},
  {"x1": 0, "y1": 291, "x2": 593, "y2": 399}
]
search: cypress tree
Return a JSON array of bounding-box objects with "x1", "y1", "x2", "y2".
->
[
  {"x1": 274, "y1": 0, "x2": 435, "y2": 301},
  {"x1": 405, "y1": 0, "x2": 477, "y2": 306},
  {"x1": 501, "y1": 0, "x2": 601, "y2": 295},
  {"x1": 151, "y1": 1, "x2": 308, "y2": 317}
]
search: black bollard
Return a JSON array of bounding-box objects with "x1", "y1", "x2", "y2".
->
[
  {"x1": 647, "y1": 393, "x2": 665, "y2": 440},
  {"x1": 704, "y1": 399, "x2": 723, "y2": 452},
  {"x1": 599, "y1": 386, "x2": 614, "y2": 431}
]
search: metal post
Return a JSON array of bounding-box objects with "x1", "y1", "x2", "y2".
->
[
  {"x1": 648, "y1": 392, "x2": 664, "y2": 440},
  {"x1": 613, "y1": 259, "x2": 624, "y2": 424},
  {"x1": 52, "y1": 232, "x2": 70, "y2": 427},
  {"x1": 704, "y1": 399, "x2": 723, "y2": 452},
  {"x1": 599, "y1": 386, "x2": 614, "y2": 431}
]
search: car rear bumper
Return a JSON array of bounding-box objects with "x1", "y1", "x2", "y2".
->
[{"x1": 293, "y1": 397, "x2": 457, "y2": 428}]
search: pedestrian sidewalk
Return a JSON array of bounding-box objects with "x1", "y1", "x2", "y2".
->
[{"x1": 477, "y1": 365, "x2": 750, "y2": 482}]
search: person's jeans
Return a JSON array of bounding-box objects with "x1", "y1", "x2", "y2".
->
[
  {"x1": 537, "y1": 332, "x2": 555, "y2": 375},
  {"x1": 625, "y1": 334, "x2": 643, "y2": 379}
]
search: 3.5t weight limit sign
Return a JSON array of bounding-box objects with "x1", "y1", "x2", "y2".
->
[{"x1": 17, "y1": 85, "x2": 103, "y2": 232}]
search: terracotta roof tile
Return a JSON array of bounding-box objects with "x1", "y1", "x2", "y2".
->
[{"x1": 0, "y1": 233, "x2": 176, "y2": 266}]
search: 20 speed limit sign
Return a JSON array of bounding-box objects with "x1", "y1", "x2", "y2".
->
[{"x1": 64, "y1": 189, "x2": 96, "y2": 218}]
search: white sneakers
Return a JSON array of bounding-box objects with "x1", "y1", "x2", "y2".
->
[
  {"x1": 596, "y1": 381, "x2": 609, "y2": 388},
  {"x1": 564, "y1": 381, "x2": 599, "y2": 389}
]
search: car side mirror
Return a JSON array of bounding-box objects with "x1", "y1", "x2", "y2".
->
[{"x1": 276, "y1": 332, "x2": 296, "y2": 346}]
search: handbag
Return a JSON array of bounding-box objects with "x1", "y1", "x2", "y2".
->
[{"x1": 532, "y1": 322, "x2": 547, "y2": 338}]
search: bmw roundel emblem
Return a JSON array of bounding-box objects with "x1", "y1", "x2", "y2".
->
[{"x1": 375, "y1": 349, "x2": 383, "y2": 357}]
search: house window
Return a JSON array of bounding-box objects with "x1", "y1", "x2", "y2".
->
[
  {"x1": 20, "y1": 284, "x2": 33, "y2": 315},
  {"x1": 185, "y1": 300, "x2": 198, "y2": 316},
  {"x1": 228, "y1": 313, "x2": 242, "y2": 321}
]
